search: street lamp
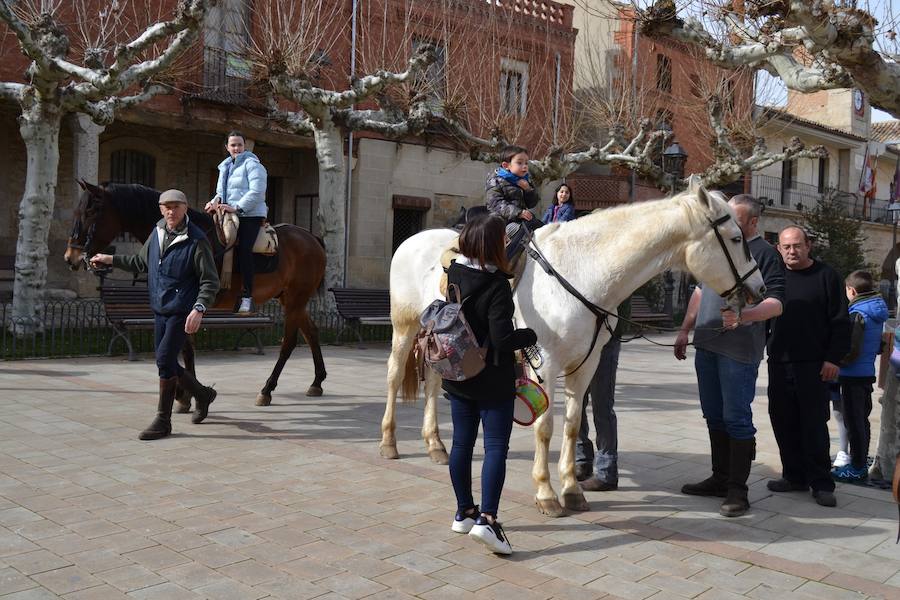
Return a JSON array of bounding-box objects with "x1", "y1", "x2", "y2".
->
[
  {"x1": 662, "y1": 140, "x2": 688, "y2": 191},
  {"x1": 661, "y1": 138, "x2": 688, "y2": 318}
]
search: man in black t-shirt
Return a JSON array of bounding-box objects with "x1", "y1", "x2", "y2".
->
[{"x1": 766, "y1": 226, "x2": 850, "y2": 507}]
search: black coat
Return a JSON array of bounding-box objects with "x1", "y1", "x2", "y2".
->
[{"x1": 441, "y1": 261, "x2": 537, "y2": 400}]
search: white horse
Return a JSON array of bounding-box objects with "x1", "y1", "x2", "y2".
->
[{"x1": 380, "y1": 183, "x2": 766, "y2": 516}]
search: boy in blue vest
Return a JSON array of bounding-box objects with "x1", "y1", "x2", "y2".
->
[
  {"x1": 91, "y1": 189, "x2": 220, "y2": 440},
  {"x1": 834, "y1": 270, "x2": 888, "y2": 481}
]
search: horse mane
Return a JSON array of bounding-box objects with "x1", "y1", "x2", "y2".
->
[{"x1": 103, "y1": 183, "x2": 214, "y2": 231}]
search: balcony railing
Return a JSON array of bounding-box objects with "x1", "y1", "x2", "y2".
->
[
  {"x1": 751, "y1": 173, "x2": 889, "y2": 224},
  {"x1": 195, "y1": 46, "x2": 253, "y2": 105}
]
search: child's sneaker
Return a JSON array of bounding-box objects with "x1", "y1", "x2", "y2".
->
[
  {"x1": 451, "y1": 507, "x2": 478, "y2": 534},
  {"x1": 832, "y1": 451, "x2": 850, "y2": 468},
  {"x1": 831, "y1": 464, "x2": 868, "y2": 482},
  {"x1": 469, "y1": 515, "x2": 512, "y2": 555}
]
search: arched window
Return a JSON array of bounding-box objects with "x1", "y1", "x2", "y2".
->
[{"x1": 110, "y1": 149, "x2": 156, "y2": 188}]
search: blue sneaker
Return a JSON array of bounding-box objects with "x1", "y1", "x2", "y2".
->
[
  {"x1": 831, "y1": 464, "x2": 868, "y2": 482},
  {"x1": 451, "y1": 506, "x2": 479, "y2": 533}
]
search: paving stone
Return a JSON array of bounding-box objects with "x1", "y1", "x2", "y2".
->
[
  {"x1": 0, "y1": 565, "x2": 39, "y2": 594},
  {"x1": 3, "y1": 549, "x2": 71, "y2": 575},
  {"x1": 96, "y1": 564, "x2": 165, "y2": 592},
  {"x1": 192, "y1": 579, "x2": 268, "y2": 600},
  {"x1": 30, "y1": 565, "x2": 101, "y2": 595}
]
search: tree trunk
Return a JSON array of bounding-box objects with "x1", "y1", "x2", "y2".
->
[
  {"x1": 313, "y1": 121, "x2": 347, "y2": 298},
  {"x1": 11, "y1": 102, "x2": 62, "y2": 335}
]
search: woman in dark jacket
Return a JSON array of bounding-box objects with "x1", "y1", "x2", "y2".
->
[{"x1": 444, "y1": 214, "x2": 537, "y2": 555}]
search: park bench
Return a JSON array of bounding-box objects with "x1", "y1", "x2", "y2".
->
[
  {"x1": 100, "y1": 278, "x2": 273, "y2": 360},
  {"x1": 329, "y1": 287, "x2": 391, "y2": 344},
  {"x1": 630, "y1": 294, "x2": 670, "y2": 326},
  {"x1": 0, "y1": 255, "x2": 13, "y2": 302}
]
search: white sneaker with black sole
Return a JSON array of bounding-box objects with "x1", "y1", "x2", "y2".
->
[
  {"x1": 451, "y1": 508, "x2": 478, "y2": 534},
  {"x1": 468, "y1": 515, "x2": 512, "y2": 555}
]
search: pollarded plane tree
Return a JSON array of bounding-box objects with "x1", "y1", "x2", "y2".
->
[{"x1": 0, "y1": 0, "x2": 215, "y2": 334}]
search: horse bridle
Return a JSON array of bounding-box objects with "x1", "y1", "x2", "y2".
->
[
  {"x1": 67, "y1": 192, "x2": 109, "y2": 275},
  {"x1": 708, "y1": 213, "x2": 759, "y2": 300}
]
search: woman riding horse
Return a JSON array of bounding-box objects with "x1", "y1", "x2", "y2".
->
[{"x1": 205, "y1": 130, "x2": 268, "y2": 314}]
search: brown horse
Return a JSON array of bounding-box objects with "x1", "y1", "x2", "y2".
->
[{"x1": 64, "y1": 181, "x2": 328, "y2": 404}]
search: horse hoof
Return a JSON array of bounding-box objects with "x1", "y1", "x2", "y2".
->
[
  {"x1": 306, "y1": 386, "x2": 323, "y2": 397},
  {"x1": 535, "y1": 497, "x2": 566, "y2": 517},
  {"x1": 380, "y1": 445, "x2": 400, "y2": 460},
  {"x1": 174, "y1": 400, "x2": 191, "y2": 414},
  {"x1": 255, "y1": 393, "x2": 272, "y2": 406},
  {"x1": 428, "y1": 449, "x2": 449, "y2": 465},
  {"x1": 562, "y1": 492, "x2": 590, "y2": 512}
]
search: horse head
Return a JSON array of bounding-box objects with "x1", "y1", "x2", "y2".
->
[
  {"x1": 64, "y1": 180, "x2": 120, "y2": 270},
  {"x1": 680, "y1": 179, "x2": 766, "y2": 311}
]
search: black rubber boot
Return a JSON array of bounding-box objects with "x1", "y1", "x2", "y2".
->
[
  {"x1": 682, "y1": 429, "x2": 730, "y2": 497},
  {"x1": 139, "y1": 377, "x2": 177, "y2": 440},
  {"x1": 720, "y1": 437, "x2": 755, "y2": 517},
  {"x1": 179, "y1": 371, "x2": 217, "y2": 424}
]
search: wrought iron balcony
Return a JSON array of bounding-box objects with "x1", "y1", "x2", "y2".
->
[{"x1": 751, "y1": 173, "x2": 889, "y2": 224}]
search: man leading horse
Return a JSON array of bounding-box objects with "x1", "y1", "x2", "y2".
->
[{"x1": 90, "y1": 189, "x2": 220, "y2": 440}]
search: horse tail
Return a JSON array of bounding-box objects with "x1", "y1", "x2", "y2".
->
[{"x1": 401, "y1": 342, "x2": 419, "y2": 403}]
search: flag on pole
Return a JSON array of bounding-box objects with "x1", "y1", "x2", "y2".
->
[
  {"x1": 859, "y1": 143, "x2": 878, "y2": 199},
  {"x1": 892, "y1": 157, "x2": 900, "y2": 202}
]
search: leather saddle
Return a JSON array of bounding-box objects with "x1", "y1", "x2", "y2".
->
[{"x1": 213, "y1": 209, "x2": 279, "y2": 290}]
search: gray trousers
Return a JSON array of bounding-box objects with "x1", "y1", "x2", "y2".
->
[{"x1": 576, "y1": 336, "x2": 621, "y2": 482}]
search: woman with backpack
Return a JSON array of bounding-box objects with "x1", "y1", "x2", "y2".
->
[{"x1": 444, "y1": 213, "x2": 537, "y2": 555}]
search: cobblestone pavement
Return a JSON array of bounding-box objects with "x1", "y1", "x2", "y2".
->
[{"x1": 0, "y1": 338, "x2": 898, "y2": 599}]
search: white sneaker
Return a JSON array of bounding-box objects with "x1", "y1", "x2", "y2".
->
[
  {"x1": 833, "y1": 451, "x2": 850, "y2": 468},
  {"x1": 469, "y1": 516, "x2": 512, "y2": 555},
  {"x1": 451, "y1": 508, "x2": 477, "y2": 534},
  {"x1": 238, "y1": 297, "x2": 253, "y2": 313}
]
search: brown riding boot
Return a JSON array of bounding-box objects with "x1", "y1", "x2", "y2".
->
[
  {"x1": 682, "y1": 429, "x2": 730, "y2": 497},
  {"x1": 179, "y1": 371, "x2": 217, "y2": 425},
  {"x1": 139, "y1": 377, "x2": 177, "y2": 440},
  {"x1": 720, "y1": 437, "x2": 755, "y2": 517}
]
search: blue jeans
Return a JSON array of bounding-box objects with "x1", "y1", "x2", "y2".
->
[
  {"x1": 447, "y1": 392, "x2": 514, "y2": 517},
  {"x1": 576, "y1": 337, "x2": 620, "y2": 483},
  {"x1": 694, "y1": 348, "x2": 758, "y2": 440}
]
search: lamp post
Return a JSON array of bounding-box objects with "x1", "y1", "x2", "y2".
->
[{"x1": 661, "y1": 138, "x2": 688, "y2": 318}]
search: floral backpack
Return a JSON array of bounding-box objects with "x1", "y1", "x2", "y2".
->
[{"x1": 415, "y1": 284, "x2": 487, "y2": 381}]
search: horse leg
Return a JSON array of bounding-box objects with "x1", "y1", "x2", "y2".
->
[
  {"x1": 381, "y1": 324, "x2": 417, "y2": 459},
  {"x1": 423, "y1": 370, "x2": 448, "y2": 464},
  {"x1": 174, "y1": 337, "x2": 197, "y2": 413},
  {"x1": 256, "y1": 307, "x2": 301, "y2": 406},
  {"x1": 533, "y1": 388, "x2": 564, "y2": 517},
  {"x1": 559, "y1": 369, "x2": 594, "y2": 512},
  {"x1": 295, "y1": 307, "x2": 326, "y2": 396}
]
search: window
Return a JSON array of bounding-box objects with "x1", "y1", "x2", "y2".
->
[
  {"x1": 392, "y1": 209, "x2": 426, "y2": 254},
  {"x1": 110, "y1": 150, "x2": 155, "y2": 188},
  {"x1": 656, "y1": 54, "x2": 672, "y2": 93},
  {"x1": 764, "y1": 231, "x2": 778, "y2": 246},
  {"x1": 110, "y1": 149, "x2": 155, "y2": 243},
  {"x1": 293, "y1": 194, "x2": 320, "y2": 236},
  {"x1": 412, "y1": 37, "x2": 446, "y2": 104},
  {"x1": 817, "y1": 157, "x2": 829, "y2": 193},
  {"x1": 203, "y1": 0, "x2": 251, "y2": 99},
  {"x1": 654, "y1": 109, "x2": 674, "y2": 169},
  {"x1": 780, "y1": 150, "x2": 797, "y2": 205},
  {"x1": 500, "y1": 58, "x2": 528, "y2": 116}
]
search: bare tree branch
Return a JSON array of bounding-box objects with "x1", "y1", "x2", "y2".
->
[
  {"x1": 75, "y1": 84, "x2": 170, "y2": 125},
  {"x1": 0, "y1": 82, "x2": 25, "y2": 101},
  {"x1": 639, "y1": 0, "x2": 900, "y2": 115}
]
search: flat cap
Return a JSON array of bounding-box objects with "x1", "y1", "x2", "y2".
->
[{"x1": 158, "y1": 189, "x2": 188, "y2": 205}]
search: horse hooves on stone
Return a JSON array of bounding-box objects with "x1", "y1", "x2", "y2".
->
[
  {"x1": 255, "y1": 393, "x2": 272, "y2": 406},
  {"x1": 535, "y1": 497, "x2": 566, "y2": 517},
  {"x1": 562, "y1": 492, "x2": 590, "y2": 512},
  {"x1": 428, "y1": 449, "x2": 449, "y2": 465},
  {"x1": 306, "y1": 386, "x2": 323, "y2": 397},
  {"x1": 380, "y1": 445, "x2": 400, "y2": 460},
  {"x1": 174, "y1": 400, "x2": 191, "y2": 414}
]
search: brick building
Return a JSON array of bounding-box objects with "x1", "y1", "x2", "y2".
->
[
  {"x1": 0, "y1": 0, "x2": 575, "y2": 296},
  {"x1": 559, "y1": 1, "x2": 754, "y2": 211}
]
